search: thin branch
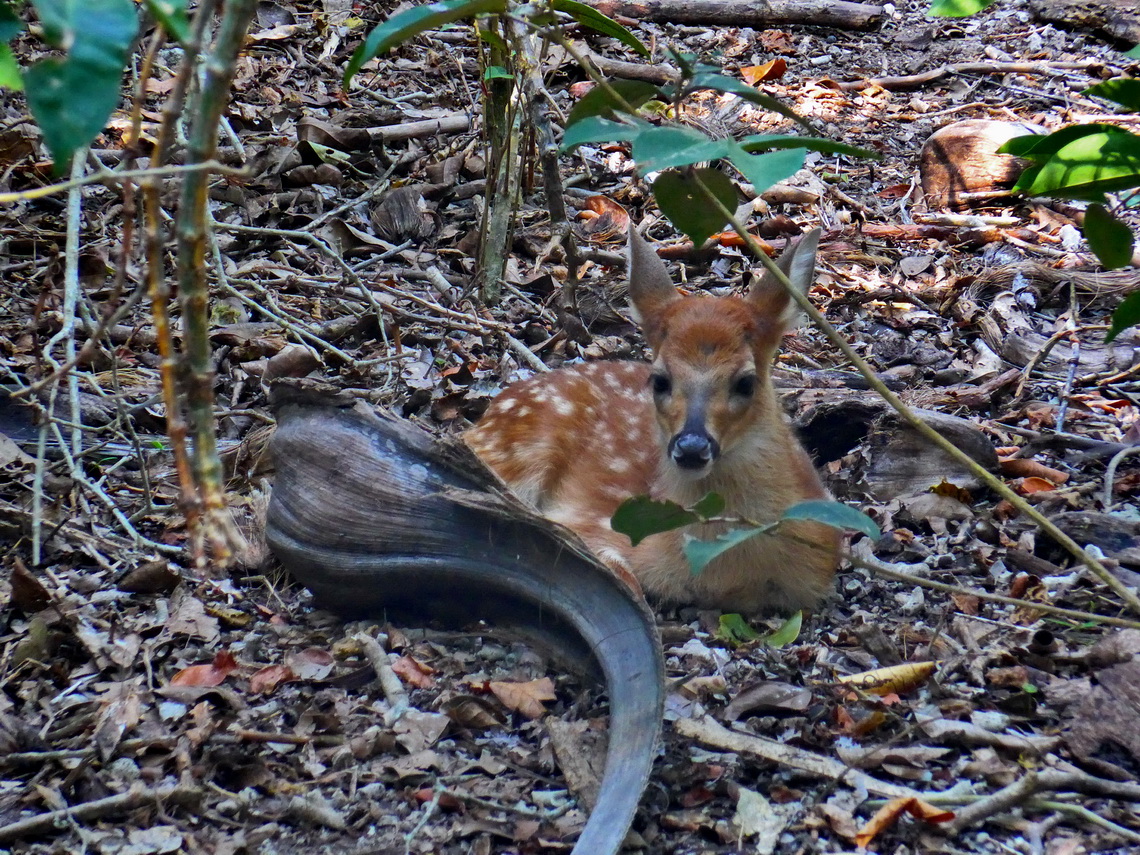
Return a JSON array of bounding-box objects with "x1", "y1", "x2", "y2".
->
[{"x1": 694, "y1": 182, "x2": 1140, "y2": 618}]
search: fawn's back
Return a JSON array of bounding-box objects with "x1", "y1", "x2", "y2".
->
[{"x1": 466, "y1": 227, "x2": 839, "y2": 613}]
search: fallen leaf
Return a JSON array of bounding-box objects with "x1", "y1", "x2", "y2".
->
[
  {"x1": 1015, "y1": 476, "x2": 1058, "y2": 495},
  {"x1": 170, "y1": 650, "x2": 239, "y2": 687},
  {"x1": 488, "y1": 677, "x2": 557, "y2": 720},
  {"x1": 998, "y1": 457, "x2": 1069, "y2": 484},
  {"x1": 838, "y1": 662, "x2": 936, "y2": 696},
  {"x1": 286, "y1": 647, "x2": 334, "y2": 681},
  {"x1": 733, "y1": 785, "x2": 785, "y2": 851},
  {"x1": 250, "y1": 664, "x2": 296, "y2": 694},
  {"x1": 392, "y1": 655, "x2": 436, "y2": 689},
  {"x1": 740, "y1": 58, "x2": 787, "y2": 84},
  {"x1": 855, "y1": 796, "x2": 954, "y2": 847}
]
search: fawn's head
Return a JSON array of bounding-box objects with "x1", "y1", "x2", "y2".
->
[{"x1": 627, "y1": 225, "x2": 821, "y2": 477}]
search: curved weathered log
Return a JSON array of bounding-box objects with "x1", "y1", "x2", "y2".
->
[{"x1": 264, "y1": 385, "x2": 664, "y2": 855}]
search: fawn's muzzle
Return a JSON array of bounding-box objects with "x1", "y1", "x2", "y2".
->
[{"x1": 669, "y1": 431, "x2": 719, "y2": 470}]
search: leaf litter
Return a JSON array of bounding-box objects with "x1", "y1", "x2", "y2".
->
[{"x1": 1, "y1": 0, "x2": 1140, "y2": 852}]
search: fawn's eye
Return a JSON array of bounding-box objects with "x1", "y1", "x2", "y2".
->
[
  {"x1": 732, "y1": 374, "x2": 757, "y2": 397},
  {"x1": 650, "y1": 373, "x2": 672, "y2": 396}
]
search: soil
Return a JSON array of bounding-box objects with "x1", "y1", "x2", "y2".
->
[{"x1": 2, "y1": 0, "x2": 1140, "y2": 853}]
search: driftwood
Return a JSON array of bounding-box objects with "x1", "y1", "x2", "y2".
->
[
  {"x1": 980, "y1": 292, "x2": 1140, "y2": 378},
  {"x1": 795, "y1": 392, "x2": 998, "y2": 500},
  {"x1": 920, "y1": 120, "x2": 1043, "y2": 211},
  {"x1": 1029, "y1": 0, "x2": 1140, "y2": 44},
  {"x1": 586, "y1": 0, "x2": 882, "y2": 30},
  {"x1": 831, "y1": 59, "x2": 1100, "y2": 93},
  {"x1": 264, "y1": 383, "x2": 664, "y2": 855}
]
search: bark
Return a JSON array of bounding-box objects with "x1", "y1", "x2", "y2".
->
[{"x1": 587, "y1": 0, "x2": 883, "y2": 30}]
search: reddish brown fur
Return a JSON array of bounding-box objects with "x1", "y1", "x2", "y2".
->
[{"x1": 465, "y1": 230, "x2": 839, "y2": 613}]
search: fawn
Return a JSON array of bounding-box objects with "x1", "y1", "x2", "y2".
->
[{"x1": 465, "y1": 226, "x2": 839, "y2": 613}]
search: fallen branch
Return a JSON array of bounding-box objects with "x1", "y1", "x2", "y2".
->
[
  {"x1": 673, "y1": 716, "x2": 921, "y2": 800},
  {"x1": 0, "y1": 784, "x2": 201, "y2": 844},
  {"x1": 831, "y1": 60, "x2": 1102, "y2": 92},
  {"x1": 587, "y1": 0, "x2": 882, "y2": 29}
]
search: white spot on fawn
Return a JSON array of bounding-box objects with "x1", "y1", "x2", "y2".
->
[{"x1": 553, "y1": 398, "x2": 574, "y2": 416}]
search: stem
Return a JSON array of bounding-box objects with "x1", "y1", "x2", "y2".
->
[
  {"x1": 691, "y1": 177, "x2": 1140, "y2": 618},
  {"x1": 175, "y1": 0, "x2": 258, "y2": 564}
]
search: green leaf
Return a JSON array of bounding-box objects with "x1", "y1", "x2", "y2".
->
[
  {"x1": 727, "y1": 146, "x2": 805, "y2": 192},
  {"x1": 1084, "y1": 78, "x2": 1140, "y2": 112},
  {"x1": 782, "y1": 499, "x2": 880, "y2": 538},
  {"x1": 0, "y1": 43, "x2": 21, "y2": 91},
  {"x1": 738, "y1": 133, "x2": 880, "y2": 160},
  {"x1": 685, "y1": 523, "x2": 774, "y2": 576},
  {"x1": 1106, "y1": 291, "x2": 1140, "y2": 344},
  {"x1": 689, "y1": 71, "x2": 812, "y2": 132},
  {"x1": 765, "y1": 611, "x2": 802, "y2": 648},
  {"x1": 692, "y1": 491, "x2": 726, "y2": 518},
  {"x1": 653, "y1": 167, "x2": 737, "y2": 246},
  {"x1": 560, "y1": 114, "x2": 645, "y2": 150},
  {"x1": 632, "y1": 125, "x2": 732, "y2": 172},
  {"x1": 0, "y1": 1, "x2": 23, "y2": 40},
  {"x1": 344, "y1": 0, "x2": 507, "y2": 86},
  {"x1": 144, "y1": 0, "x2": 189, "y2": 43},
  {"x1": 928, "y1": 0, "x2": 997, "y2": 15},
  {"x1": 550, "y1": 0, "x2": 648, "y2": 56},
  {"x1": 1085, "y1": 204, "x2": 1135, "y2": 270},
  {"x1": 717, "y1": 613, "x2": 762, "y2": 644},
  {"x1": 483, "y1": 64, "x2": 512, "y2": 81},
  {"x1": 999, "y1": 123, "x2": 1128, "y2": 161},
  {"x1": 611, "y1": 495, "x2": 699, "y2": 546},
  {"x1": 1128, "y1": 45, "x2": 1140, "y2": 60},
  {"x1": 25, "y1": 0, "x2": 138, "y2": 169},
  {"x1": 1012, "y1": 128, "x2": 1140, "y2": 200},
  {"x1": 566, "y1": 79, "x2": 659, "y2": 126}
]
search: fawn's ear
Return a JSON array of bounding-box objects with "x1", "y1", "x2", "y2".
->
[
  {"x1": 627, "y1": 225, "x2": 679, "y2": 340},
  {"x1": 747, "y1": 228, "x2": 821, "y2": 330}
]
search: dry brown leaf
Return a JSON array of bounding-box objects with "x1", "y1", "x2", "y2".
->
[
  {"x1": 249, "y1": 663, "x2": 296, "y2": 694},
  {"x1": 855, "y1": 796, "x2": 954, "y2": 847},
  {"x1": 170, "y1": 650, "x2": 239, "y2": 688},
  {"x1": 287, "y1": 647, "x2": 335, "y2": 681},
  {"x1": 740, "y1": 58, "x2": 787, "y2": 84},
  {"x1": 578, "y1": 195, "x2": 629, "y2": 240},
  {"x1": 1015, "y1": 476, "x2": 1056, "y2": 495},
  {"x1": 999, "y1": 457, "x2": 1069, "y2": 484},
  {"x1": 488, "y1": 677, "x2": 557, "y2": 720},
  {"x1": 838, "y1": 662, "x2": 936, "y2": 696},
  {"x1": 392, "y1": 655, "x2": 436, "y2": 689}
]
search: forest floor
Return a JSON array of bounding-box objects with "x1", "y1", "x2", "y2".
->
[{"x1": 3, "y1": 0, "x2": 1140, "y2": 852}]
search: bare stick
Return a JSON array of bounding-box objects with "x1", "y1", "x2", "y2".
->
[
  {"x1": 674, "y1": 716, "x2": 921, "y2": 800},
  {"x1": 942, "y1": 771, "x2": 1038, "y2": 835},
  {"x1": 695, "y1": 182, "x2": 1140, "y2": 618},
  {"x1": 0, "y1": 784, "x2": 200, "y2": 844},
  {"x1": 175, "y1": 0, "x2": 258, "y2": 564},
  {"x1": 355, "y1": 632, "x2": 409, "y2": 724}
]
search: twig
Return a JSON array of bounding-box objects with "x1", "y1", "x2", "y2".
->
[
  {"x1": 175, "y1": 0, "x2": 258, "y2": 566},
  {"x1": 0, "y1": 784, "x2": 200, "y2": 844},
  {"x1": 507, "y1": 17, "x2": 584, "y2": 316},
  {"x1": 674, "y1": 715, "x2": 922, "y2": 800},
  {"x1": 504, "y1": 333, "x2": 549, "y2": 373},
  {"x1": 835, "y1": 60, "x2": 1102, "y2": 92},
  {"x1": 942, "y1": 771, "x2": 1038, "y2": 835},
  {"x1": 355, "y1": 632, "x2": 409, "y2": 724},
  {"x1": 0, "y1": 160, "x2": 244, "y2": 204},
  {"x1": 142, "y1": 0, "x2": 217, "y2": 544},
  {"x1": 1103, "y1": 446, "x2": 1140, "y2": 511},
  {"x1": 847, "y1": 551, "x2": 1140, "y2": 630}
]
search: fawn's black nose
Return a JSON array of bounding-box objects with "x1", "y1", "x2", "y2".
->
[{"x1": 669, "y1": 431, "x2": 719, "y2": 470}]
